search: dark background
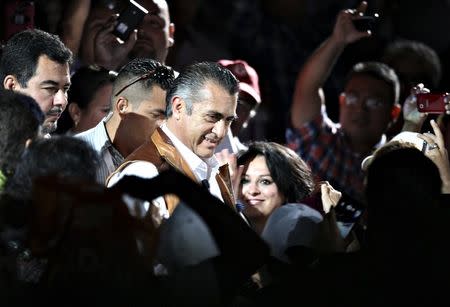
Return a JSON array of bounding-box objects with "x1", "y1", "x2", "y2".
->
[{"x1": 2, "y1": 0, "x2": 450, "y2": 143}]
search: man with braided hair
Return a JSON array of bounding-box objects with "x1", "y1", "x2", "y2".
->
[{"x1": 77, "y1": 58, "x2": 175, "y2": 183}]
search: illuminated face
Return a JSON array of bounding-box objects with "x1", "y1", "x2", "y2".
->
[
  {"x1": 173, "y1": 82, "x2": 238, "y2": 159},
  {"x1": 239, "y1": 155, "x2": 285, "y2": 222},
  {"x1": 132, "y1": 85, "x2": 167, "y2": 139},
  {"x1": 118, "y1": 85, "x2": 167, "y2": 152},
  {"x1": 15, "y1": 55, "x2": 71, "y2": 134}
]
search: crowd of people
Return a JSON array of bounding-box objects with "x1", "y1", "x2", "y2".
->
[{"x1": 1, "y1": 0, "x2": 450, "y2": 306}]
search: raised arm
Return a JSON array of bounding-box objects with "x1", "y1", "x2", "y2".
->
[
  {"x1": 290, "y1": 1, "x2": 371, "y2": 130},
  {"x1": 59, "y1": 0, "x2": 91, "y2": 57}
]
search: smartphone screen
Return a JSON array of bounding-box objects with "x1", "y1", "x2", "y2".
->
[
  {"x1": 112, "y1": 0, "x2": 148, "y2": 42},
  {"x1": 416, "y1": 93, "x2": 448, "y2": 114}
]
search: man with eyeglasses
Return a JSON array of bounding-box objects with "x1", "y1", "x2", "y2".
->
[
  {"x1": 76, "y1": 58, "x2": 175, "y2": 183},
  {"x1": 286, "y1": 2, "x2": 401, "y2": 202}
]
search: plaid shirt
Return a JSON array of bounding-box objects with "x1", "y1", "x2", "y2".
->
[{"x1": 286, "y1": 113, "x2": 385, "y2": 202}]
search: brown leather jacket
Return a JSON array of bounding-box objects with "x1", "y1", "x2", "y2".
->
[{"x1": 107, "y1": 127, "x2": 236, "y2": 214}]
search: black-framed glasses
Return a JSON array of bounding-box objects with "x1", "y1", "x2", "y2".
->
[{"x1": 114, "y1": 66, "x2": 175, "y2": 97}]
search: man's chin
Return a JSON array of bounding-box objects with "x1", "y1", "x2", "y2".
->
[
  {"x1": 42, "y1": 121, "x2": 57, "y2": 135},
  {"x1": 197, "y1": 147, "x2": 216, "y2": 160}
]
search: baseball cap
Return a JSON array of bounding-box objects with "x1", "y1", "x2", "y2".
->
[
  {"x1": 218, "y1": 59, "x2": 261, "y2": 104},
  {"x1": 155, "y1": 202, "x2": 220, "y2": 272},
  {"x1": 361, "y1": 131, "x2": 424, "y2": 171},
  {"x1": 261, "y1": 203, "x2": 323, "y2": 263}
]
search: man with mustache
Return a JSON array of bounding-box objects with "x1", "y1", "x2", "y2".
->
[
  {"x1": 107, "y1": 62, "x2": 239, "y2": 213},
  {"x1": 0, "y1": 29, "x2": 72, "y2": 135}
]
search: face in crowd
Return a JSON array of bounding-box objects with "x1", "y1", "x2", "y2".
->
[
  {"x1": 339, "y1": 73, "x2": 395, "y2": 148},
  {"x1": 172, "y1": 81, "x2": 238, "y2": 159},
  {"x1": 239, "y1": 155, "x2": 285, "y2": 223},
  {"x1": 7, "y1": 55, "x2": 71, "y2": 134}
]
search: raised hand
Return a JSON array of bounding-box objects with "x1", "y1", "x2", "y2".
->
[
  {"x1": 417, "y1": 119, "x2": 450, "y2": 193},
  {"x1": 402, "y1": 83, "x2": 429, "y2": 132},
  {"x1": 93, "y1": 15, "x2": 137, "y2": 71},
  {"x1": 332, "y1": 1, "x2": 372, "y2": 45}
]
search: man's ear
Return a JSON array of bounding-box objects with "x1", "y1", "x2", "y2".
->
[
  {"x1": 168, "y1": 23, "x2": 175, "y2": 47},
  {"x1": 116, "y1": 97, "x2": 129, "y2": 116},
  {"x1": 3, "y1": 75, "x2": 20, "y2": 90},
  {"x1": 391, "y1": 103, "x2": 401, "y2": 121},
  {"x1": 171, "y1": 96, "x2": 184, "y2": 119}
]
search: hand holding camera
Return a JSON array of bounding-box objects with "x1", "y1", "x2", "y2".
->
[
  {"x1": 333, "y1": 1, "x2": 375, "y2": 45},
  {"x1": 94, "y1": 0, "x2": 149, "y2": 71},
  {"x1": 94, "y1": 15, "x2": 138, "y2": 71}
]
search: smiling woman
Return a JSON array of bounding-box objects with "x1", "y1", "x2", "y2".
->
[{"x1": 237, "y1": 141, "x2": 315, "y2": 234}]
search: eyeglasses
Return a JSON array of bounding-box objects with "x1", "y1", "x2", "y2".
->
[
  {"x1": 342, "y1": 92, "x2": 389, "y2": 110},
  {"x1": 114, "y1": 66, "x2": 174, "y2": 97}
]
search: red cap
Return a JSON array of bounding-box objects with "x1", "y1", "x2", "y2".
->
[{"x1": 218, "y1": 59, "x2": 261, "y2": 104}]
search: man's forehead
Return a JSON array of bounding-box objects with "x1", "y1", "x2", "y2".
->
[
  {"x1": 33, "y1": 55, "x2": 70, "y2": 84},
  {"x1": 141, "y1": 0, "x2": 168, "y2": 15},
  {"x1": 346, "y1": 75, "x2": 391, "y2": 97}
]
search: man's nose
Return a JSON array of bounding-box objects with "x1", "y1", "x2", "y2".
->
[
  {"x1": 212, "y1": 120, "x2": 228, "y2": 139},
  {"x1": 53, "y1": 90, "x2": 67, "y2": 108}
]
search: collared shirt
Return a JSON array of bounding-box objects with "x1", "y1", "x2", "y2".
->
[
  {"x1": 108, "y1": 123, "x2": 224, "y2": 203},
  {"x1": 161, "y1": 124, "x2": 224, "y2": 202},
  {"x1": 286, "y1": 112, "x2": 385, "y2": 202},
  {"x1": 75, "y1": 115, "x2": 124, "y2": 184}
]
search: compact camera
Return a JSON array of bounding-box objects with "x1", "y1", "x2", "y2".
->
[{"x1": 112, "y1": 0, "x2": 148, "y2": 42}]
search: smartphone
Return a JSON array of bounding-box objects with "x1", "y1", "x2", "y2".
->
[
  {"x1": 416, "y1": 93, "x2": 449, "y2": 114},
  {"x1": 3, "y1": 1, "x2": 35, "y2": 41},
  {"x1": 352, "y1": 14, "x2": 378, "y2": 32},
  {"x1": 112, "y1": 0, "x2": 148, "y2": 42},
  {"x1": 334, "y1": 193, "x2": 365, "y2": 238}
]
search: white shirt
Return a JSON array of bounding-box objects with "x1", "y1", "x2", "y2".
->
[
  {"x1": 76, "y1": 113, "x2": 124, "y2": 184},
  {"x1": 108, "y1": 123, "x2": 225, "y2": 215}
]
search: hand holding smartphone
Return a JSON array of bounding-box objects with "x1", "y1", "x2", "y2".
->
[{"x1": 112, "y1": 0, "x2": 148, "y2": 42}]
